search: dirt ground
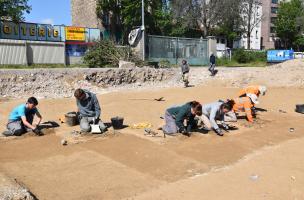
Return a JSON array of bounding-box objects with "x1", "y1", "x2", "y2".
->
[
  {"x1": 1, "y1": 60, "x2": 304, "y2": 199},
  {"x1": 0, "y1": 83, "x2": 304, "y2": 199}
]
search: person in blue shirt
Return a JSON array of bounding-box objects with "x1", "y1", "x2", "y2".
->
[{"x1": 3, "y1": 97, "x2": 42, "y2": 136}]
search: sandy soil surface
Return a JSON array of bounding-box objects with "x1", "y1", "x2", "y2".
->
[{"x1": 0, "y1": 60, "x2": 304, "y2": 199}]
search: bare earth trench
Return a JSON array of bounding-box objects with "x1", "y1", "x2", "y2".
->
[{"x1": 0, "y1": 60, "x2": 304, "y2": 200}]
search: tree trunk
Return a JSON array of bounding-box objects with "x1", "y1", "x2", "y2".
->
[
  {"x1": 246, "y1": 0, "x2": 253, "y2": 49},
  {"x1": 247, "y1": 30, "x2": 251, "y2": 49}
]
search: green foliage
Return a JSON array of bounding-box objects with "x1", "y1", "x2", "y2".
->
[
  {"x1": 275, "y1": 0, "x2": 304, "y2": 48},
  {"x1": 97, "y1": 0, "x2": 172, "y2": 43},
  {"x1": 294, "y1": 36, "x2": 304, "y2": 51},
  {"x1": 83, "y1": 40, "x2": 125, "y2": 68},
  {"x1": 216, "y1": 57, "x2": 267, "y2": 67},
  {"x1": 83, "y1": 40, "x2": 141, "y2": 68},
  {"x1": 232, "y1": 49, "x2": 266, "y2": 63},
  {"x1": 0, "y1": 0, "x2": 31, "y2": 21}
]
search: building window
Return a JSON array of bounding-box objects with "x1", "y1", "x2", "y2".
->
[
  {"x1": 270, "y1": 27, "x2": 276, "y2": 33},
  {"x1": 271, "y1": 7, "x2": 278, "y2": 14},
  {"x1": 271, "y1": 17, "x2": 277, "y2": 24},
  {"x1": 272, "y1": 0, "x2": 278, "y2": 4}
]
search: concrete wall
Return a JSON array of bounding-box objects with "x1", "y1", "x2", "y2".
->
[
  {"x1": 66, "y1": 56, "x2": 83, "y2": 65},
  {"x1": 0, "y1": 39, "x2": 65, "y2": 65},
  {"x1": 0, "y1": 39, "x2": 27, "y2": 65},
  {"x1": 71, "y1": 0, "x2": 103, "y2": 30}
]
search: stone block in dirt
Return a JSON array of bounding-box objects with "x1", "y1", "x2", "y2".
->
[{"x1": 119, "y1": 60, "x2": 136, "y2": 69}]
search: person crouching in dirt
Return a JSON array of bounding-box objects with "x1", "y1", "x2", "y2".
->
[
  {"x1": 238, "y1": 85, "x2": 267, "y2": 98},
  {"x1": 2, "y1": 97, "x2": 42, "y2": 136},
  {"x1": 209, "y1": 52, "x2": 216, "y2": 76},
  {"x1": 200, "y1": 100, "x2": 234, "y2": 136},
  {"x1": 181, "y1": 60, "x2": 190, "y2": 87},
  {"x1": 224, "y1": 94, "x2": 259, "y2": 123},
  {"x1": 161, "y1": 101, "x2": 202, "y2": 137},
  {"x1": 74, "y1": 89, "x2": 107, "y2": 133}
]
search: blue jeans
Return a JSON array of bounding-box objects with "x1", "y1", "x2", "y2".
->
[{"x1": 209, "y1": 63, "x2": 215, "y2": 73}]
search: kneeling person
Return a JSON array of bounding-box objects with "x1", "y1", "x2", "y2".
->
[
  {"x1": 200, "y1": 100, "x2": 234, "y2": 136},
  {"x1": 4, "y1": 97, "x2": 42, "y2": 136},
  {"x1": 225, "y1": 94, "x2": 257, "y2": 123},
  {"x1": 162, "y1": 101, "x2": 202, "y2": 136},
  {"x1": 74, "y1": 89, "x2": 107, "y2": 133}
]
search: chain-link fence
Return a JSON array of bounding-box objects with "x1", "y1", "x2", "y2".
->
[{"x1": 147, "y1": 35, "x2": 209, "y2": 66}]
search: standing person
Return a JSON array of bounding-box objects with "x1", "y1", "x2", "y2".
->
[
  {"x1": 74, "y1": 88, "x2": 107, "y2": 133},
  {"x1": 181, "y1": 60, "x2": 190, "y2": 87},
  {"x1": 209, "y1": 52, "x2": 216, "y2": 76},
  {"x1": 162, "y1": 101, "x2": 202, "y2": 137},
  {"x1": 2, "y1": 97, "x2": 42, "y2": 136},
  {"x1": 225, "y1": 94, "x2": 258, "y2": 123},
  {"x1": 200, "y1": 100, "x2": 234, "y2": 136}
]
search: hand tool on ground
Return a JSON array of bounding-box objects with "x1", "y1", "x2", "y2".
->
[{"x1": 144, "y1": 128, "x2": 159, "y2": 137}]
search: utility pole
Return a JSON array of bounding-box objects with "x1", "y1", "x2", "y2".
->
[{"x1": 141, "y1": 0, "x2": 145, "y2": 61}]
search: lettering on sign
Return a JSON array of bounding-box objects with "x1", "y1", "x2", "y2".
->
[
  {"x1": 0, "y1": 21, "x2": 60, "y2": 41},
  {"x1": 65, "y1": 27, "x2": 86, "y2": 41}
]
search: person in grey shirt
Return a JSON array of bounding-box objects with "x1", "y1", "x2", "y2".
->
[
  {"x1": 74, "y1": 88, "x2": 107, "y2": 133},
  {"x1": 180, "y1": 60, "x2": 190, "y2": 87},
  {"x1": 200, "y1": 100, "x2": 234, "y2": 136}
]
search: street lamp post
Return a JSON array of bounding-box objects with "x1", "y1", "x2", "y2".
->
[{"x1": 142, "y1": 0, "x2": 145, "y2": 61}]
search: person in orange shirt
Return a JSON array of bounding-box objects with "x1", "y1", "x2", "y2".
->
[
  {"x1": 224, "y1": 94, "x2": 258, "y2": 123},
  {"x1": 238, "y1": 85, "x2": 267, "y2": 100}
]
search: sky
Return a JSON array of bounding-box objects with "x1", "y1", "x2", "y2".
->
[{"x1": 24, "y1": 0, "x2": 71, "y2": 25}]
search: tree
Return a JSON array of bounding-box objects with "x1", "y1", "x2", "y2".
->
[
  {"x1": 275, "y1": 0, "x2": 304, "y2": 49},
  {"x1": 0, "y1": 0, "x2": 31, "y2": 21},
  {"x1": 96, "y1": 0, "x2": 169, "y2": 43},
  {"x1": 170, "y1": 0, "x2": 222, "y2": 37},
  {"x1": 213, "y1": 0, "x2": 244, "y2": 48},
  {"x1": 241, "y1": 0, "x2": 263, "y2": 49},
  {"x1": 96, "y1": 0, "x2": 122, "y2": 41}
]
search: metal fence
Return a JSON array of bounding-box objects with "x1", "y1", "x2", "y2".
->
[
  {"x1": 147, "y1": 35, "x2": 209, "y2": 66},
  {"x1": 0, "y1": 39, "x2": 65, "y2": 65}
]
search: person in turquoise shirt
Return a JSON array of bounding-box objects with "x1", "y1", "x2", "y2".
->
[{"x1": 3, "y1": 97, "x2": 42, "y2": 136}]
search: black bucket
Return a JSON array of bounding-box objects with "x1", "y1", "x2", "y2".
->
[
  {"x1": 296, "y1": 104, "x2": 304, "y2": 114},
  {"x1": 65, "y1": 112, "x2": 79, "y2": 126},
  {"x1": 111, "y1": 117, "x2": 124, "y2": 129}
]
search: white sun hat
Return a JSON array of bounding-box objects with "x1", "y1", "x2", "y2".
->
[
  {"x1": 259, "y1": 85, "x2": 267, "y2": 96},
  {"x1": 247, "y1": 93, "x2": 259, "y2": 105}
]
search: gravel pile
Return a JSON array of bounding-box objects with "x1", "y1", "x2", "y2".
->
[
  {"x1": 0, "y1": 59, "x2": 303, "y2": 99},
  {"x1": 0, "y1": 173, "x2": 37, "y2": 200},
  {"x1": 0, "y1": 67, "x2": 176, "y2": 99}
]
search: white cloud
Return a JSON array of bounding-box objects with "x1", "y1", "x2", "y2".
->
[{"x1": 40, "y1": 18, "x2": 54, "y2": 25}]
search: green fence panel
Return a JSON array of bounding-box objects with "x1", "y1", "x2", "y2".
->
[{"x1": 147, "y1": 35, "x2": 208, "y2": 66}]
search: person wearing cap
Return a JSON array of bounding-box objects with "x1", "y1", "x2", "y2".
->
[
  {"x1": 2, "y1": 97, "x2": 42, "y2": 136},
  {"x1": 238, "y1": 85, "x2": 267, "y2": 98},
  {"x1": 209, "y1": 52, "x2": 216, "y2": 76},
  {"x1": 224, "y1": 94, "x2": 258, "y2": 123},
  {"x1": 74, "y1": 88, "x2": 107, "y2": 133},
  {"x1": 180, "y1": 60, "x2": 190, "y2": 87}
]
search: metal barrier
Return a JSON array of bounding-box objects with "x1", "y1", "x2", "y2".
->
[{"x1": 147, "y1": 35, "x2": 209, "y2": 66}]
